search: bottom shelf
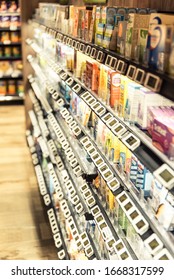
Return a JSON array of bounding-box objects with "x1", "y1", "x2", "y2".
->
[{"x1": 0, "y1": 95, "x2": 24, "y2": 105}]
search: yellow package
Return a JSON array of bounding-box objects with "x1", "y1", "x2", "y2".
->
[
  {"x1": 119, "y1": 75, "x2": 130, "y2": 117},
  {"x1": 125, "y1": 147, "x2": 132, "y2": 174}
]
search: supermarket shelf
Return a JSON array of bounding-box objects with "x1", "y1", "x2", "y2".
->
[
  {"x1": 31, "y1": 20, "x2": 174, "y2": 102},
  {"x1": 0, "y1": 95, "x2": 24, "y2": 105},
  {"x1": 0, "y1": 27, "x2": 21, "y2": 31},
  {"x1": 0, "y1": 42, "x2": 21, "y2": 46},
  {"x1": 0, "y1": 12, "x2": 20, "y2": 16},
  {"x1": 0, "y1": 57, "x2": 22, "y2": 61},
  {"x1": 0, "y1": 74, "x2": 23, "y2": 80}
]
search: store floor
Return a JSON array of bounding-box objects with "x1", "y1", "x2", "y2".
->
[{"x1": 0, "y1": 105, "x2": 57, "y2": 260}]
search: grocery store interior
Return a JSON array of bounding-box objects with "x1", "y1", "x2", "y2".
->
[{"x1": 1, "y1": 0, "x2": 174, "y2": 260}]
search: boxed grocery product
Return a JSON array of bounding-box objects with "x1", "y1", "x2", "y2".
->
[
  {"x1": 125, "y1": 14, "x2": 150, "y2": 59},
  {"x1": 130, "y1": 155, "x2": 138, "y2": 185},
  {"x1": 116, "y1": 21, "x2": 127, "y2": 55},
  {"x1": 85, "y1": 60, "x2": 99, "y2": 94},
  {"x1": 73, "y1": 6, "x2": 86, "y2": 38},
  {"x1": 102, "y1": 24, "x2": 114, "y2": 48},
  {"x1": 152, "y1": 116, "x2": 174, "y2": 155},
  {"x1": 147, "y1": 106, "x2": 163, "y2": 135},
  {"x1": 84, "y1": 9, "x2": 92, "y2": 41},
  {"x1": 137, "y1": 28, "x2": 148, "y2": 62},
  {"x1": 0, "y1": 81, "x2": 7, "y2": 95},
  {"x1": 125, "y1": 82, "x2": 141, "y2": 123},
  {"x1": 88, "y1": 5, "x2": 96, "y2": 43},
  {"x1": 136, "y1": 162, "x2": 153, "y2": 197},
  {"x1": 107, "y1": 70, "x2": 121, "y2": 109},
  {"x1": 119, "y1": 76, "x2": 130, "y2": 117},
  {"x1": 149, "y1": 24, "x2": 173, "y2": 71},
  {"x1": 137, "y1": 87, "x2": 163, "y2": 129},
  {"x1": 98, "y1": 64, "x2": 108, "y2": 102}
]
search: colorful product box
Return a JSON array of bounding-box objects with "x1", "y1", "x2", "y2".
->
[
  {"x1": 136, "y1": 162, "x2": 153, "y2": 197},
  {"x1": 119, "y1": 76, "x2": 130, "y2": 118},
  {"x1": 84, "y1": 10, "x2": 92, "y2": 41},
  {"x1": 152, "y1": 116, "x2": 174, "y2": 155},
  {"x1": 125, "y1": 14, "x2": 150, "y2": 59},
  {"x1": 98, "y1": 64, "x2": 108, "y2": 102},
  {"x1": 137, "y1": 28, "x2": 148, "y2": 62},
  {"x1": 130, "y1": 155, "x2": 138, "y2": 185},
  {"x1": 116, "y1": 21, "x2": 127, "y2": 55},
  {"x1": 149, "y1": 24, "x2": 173, "y2": 70},
  {"x1": 85, "y1": 60, "x2": 99, "y2": 94},
  {"x1": 103, "y1": 24, "x2": 114, "y2": 48},
  {"x1": 107, "y1": 70, "x2": 121, "y2": 109},
  {"x1": 147, "y1": 106, "x2": 163, "y2": 135},
  {"x1": 125, "y1": 82, "x2": 141, "y2": 123},
  {"x1": 89, "y1": 5, "x2": 96, "y2": 43},
  {"x1": 137, "y1": 87, "x2": 163, "y2": 129}
]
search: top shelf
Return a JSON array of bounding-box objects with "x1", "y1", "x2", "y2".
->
[{"x1": 32, "y1": 20, "x2": 174, "y2": 102}]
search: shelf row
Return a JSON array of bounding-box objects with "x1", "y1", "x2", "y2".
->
[
  {"x1": 30, "y1": 20, "x2": 174, "y2": 103},
  {"x1": 28, "y1": 78, "x2": 174, "y2": 260},
  {"x1": 26, "y1": 39, "x2": 174, "y2": 173}
]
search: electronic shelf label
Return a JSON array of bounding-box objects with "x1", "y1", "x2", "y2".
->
[
  {"x1": 52, "y1": 91, "x2": 59, "y2": 100},
  {"x1": 66, "y1": 37, "x2": 70, "y2": 45},
  {"x1": 110, "y1": 57, "x2": 118, "y2": 70},
  {"x1": 60, "y1": 72, "x2": 69, "y2": 81},
  {"x1": 72, "y1": 83, "x2": 82, "y2": 94},
  {"x1": 66, "y1": 77, "x2": 74, "y2": 87},
  {"x1": 43, "y1": 194, "x2": 51, "y2": 206},
  {"x1": 70, "y1": 158, "x2": 78, "y2": 168},
  {"x1": 134, "y1": 68, "x2": 146, "y2": 84},
  {"x1": 71, "y1": 194, "x2": 80, "y2": 205},
  {"x1": 80, "y1": 43, "x2": 85, "y2": 53},
  {"x1": 116, "y1": 60, "x2": 127, "y2": 74},
  {"x1": 63, "y1": 36, "x2": 67, "y2": 44},
  {"x1": 75, "y1": 202, "x2": 84, "y2": 214},
  {"x1": 144, "y1": 233, "x2": 163, "y2": 255},
  {"x1": 72, "y1": 40, "x2": 76, "y2": 48},
  {"x1": 86, "y1": 196, "x2": 96, "y2": 208},
  {"x1": 144, "y1": 72, "x2": 162, "y2": 92},
  {"x1": 153, "y1": 164, "x2": 174, "y2": 190},
  {"x1": 85, "y1": 45, "x2": 92, "y2": 56},
  {"x1": 85, "y1": 245, "x2": 94, "y2": 258},
  {"x1": 127, "y1": 65, "x2": 137, "y2": 80},
  {"x1": 90, "y1": 48, "x2": 97, "y2": 59},
  {"x1": 75, "y1": 41, "x2": 80, "y2": 51},
  {"x1": 154, "y1": 248, "x2": 173, "y2": 260},
  {"x1": 91, "y1": 205, "x2": 100, "y2": 216},
  {"x1": 112, "y1": 123, "x2": 127, "y2": 138},
  {"x1": 107, "y1": 177, "x2": 120, "y2": 192},
  {"x1": 105, "y1": 55, "x2": 113, "y2": 67},
  {"x1": 99, "y1": 163, "x2": 114, "y2": 182},
  {"x1": 72, "y1": 125, "x2": 82, "y2": 137},
  {"x1": 96, "y1": 51, "x2": 104, "y2": 63},
  {"x1": 122, "y1": 133, "x2": 141, "y2": 151},
  {"x1": 106, "y1": 237, "x2": 116, "y2": 252},
  {"x1": 107, "y1": 117, "x2": 119, "y2": 130},
  {"x1": 57, "y1": 98, "x2": 64, "y2": 107},
  {"x1": 73, "y1": 165, "x2": 83, "y2": 177},
  {"x1": 80, "y1": 183, "x2": 89, "y2": 193},
  {"x1": 58, "y1": 249, "x2": 66, "y2": 260},
  {"x1": 102, "y1": 112, "x2": 113, "y2": 123}
]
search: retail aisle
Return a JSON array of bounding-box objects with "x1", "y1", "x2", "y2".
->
[{"x1": 0, "y1": 105, "x2": 57, "y2": 260}]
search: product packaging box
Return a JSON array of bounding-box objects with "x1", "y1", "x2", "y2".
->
[
  {"x1": 73, "y1": 7, "x2": 86, "y2": 38},
  {"x1": 89, "y1": 5, "x2": 96, "y2": 43},
  {"x1": 137, "y1": 28, "x2": 148, "y2": 62},
  {"x1": 152, "y1": 117, "x2": 174, "y2": 155},
  {"x1": 125, "y1": 14, "x2": 150, "y2": 59},
  {"x1": 84, "y1": 9, "x2": 92, "y2": 41},
  {"x1": 136, "y1": 162, "x2": 153, "y2": 197},
  {"x1": 103, "y1": 24, "x2": 114, "y2": 48},
  {"x1": 149, "y1": 24, "x2": 173, "y2": 71},
  {"x1": 98, "y1": 64, "x2": 108, "y2": 102},
  {"x1": 137, "y1": 87, "x2": 163, "y2": 129},
  {"x1": 125, "y1": 82, "x2": 141, "y2": 123},
  {"x1": 147, "y1": 106, "x2": 163, "y2": 135},
  {"x1": 116, "y1": 21, "x2": 127, "y2": 55},
  {"x1": 130, "y1": 155, "x2": 138, "y2": 185},
  {"x1": 119, "y1": 76, "x2": 130, "y2": 118},
  {"x1": 85, "y1": 60, "x2": 100, "y2": 94},
  {"x1": 107, "y1": 70, "x2": 121, "y2": 109}
]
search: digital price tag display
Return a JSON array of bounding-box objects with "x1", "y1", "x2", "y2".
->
[
  {"x1": 83, "y1": 189, "x2": 92, "y2": 200},
  {"x1": 122, "y1": 133, "x2": 140, "y2": 151},
  {"x1": 129, "y1": 208, "x2": 140, "y2": 222},
  {"x1": 116, "y1": 60, "x2": 127, "y2": 74},
  {"x1": 66, "y1": 77, "x2": 74, "y2": 87},
  {"x1": 127, "y1": 65, "x2": 137, "y2": 80},
  {"x1": 80, "y1": 43, "x2": 85, "y2": 53},
  {"x1": 144, "y1": 233, "x2": 163, "y2": 255},
  {"x1": 133, "y1": 216, "x2": 149, "y2": 236},
  {"x1": 67, "y1": 152, "x2": 75, "y2": 161},
  {"x1": 68, "y1": 187, "x2": 76, "y2": 198},
  {"x1": 66, "y1": 115, "x2": 74, "y2": 124},
  {"x1": 153, "y1": 164, "x2": 174, "y2": 190},
  {"x1": 154, "y1": 248, "x2": 173, "y2": 260},
  {"x1": 99, "y1": 163, "x2": 113, "y2": 181},
  {"x1": 95, "y1": 213, "x2": 104, "y2": 225},
  {"x1": 80, "y1": 183, "x2": 89, "y2": 193},
  {"x1": 107, "y1": 177, "x2": 120, "y2": 192},
  {"x1": 66, "y1": 37, "x2": 70, "y2": 45},
  {"x1": 57, "y1": 98, "x2": 64, "y2": 107},
  {"x1": 100, "y1": 224, "x2": 112, "y2": 240},
  {"x1": 60, "y1": 108, "x2": 69, "y2": 118},
  {"x1": 73, "y1": 165, "x2": 82, "y2": 177},
  {"x1": 80, "y1": 232, "x2": 90, "y2": 248},
  {"x1": 75, "y1": 41, "x2": 80, "y2": 51},
  {"x1": 74, "y1": 235, "x2": 83, "y2": 250},
  {"x1": 123, "y1": 200, "x2": 134, "y2": 213},
  {"x1": 96, "y1": 51, "x2": 104, "y2": 63},
  {"x1": 106, "y1": 238, "x2": 116, "y2": 252},
  {"x1": 80, "y1": 136, "x2": 90, "y2": 146},
  {"x1": 57, "y1": 191, "x2": 64, "y2": 200},
  {"x1": 116, "y1": 191, "x2": 129, "y2": 204},
  {"x1": 70, "y1": 158, "x2": 78, "y2": 168},
  {"x1": 91, "y1": 102, "x2": 101, "y2": 113},
  {"x1": 134, "y1": 68, "x2": 146, "y2": 84},
  {"x1": 102, "y1": 112, "x2": 113, "y2": 123},
  {"x1": 118, "y1": 250, "x2": 132, "y2": 260},
  {"x1": 85, "y1": 96, "x2": 96, "y2": 107},
  {"x1": 85, "y1": 45, "x2": 92, "y2": 56},
  {"x1": 144, "y1": 73, "x2": 162, "y2": 92},
  {"x1": 75, "y1": 202, "x2": 84, "y2": 214},
  {"x1": 81, "y1": 91, "x2": 90, "y2": 100},
  {"x1": 84, "y1": 141, "x2": 93, "y2": 150},
  {"x1": 58, "y1": 249, "x2": 65, "y2": 260},
  {"x1": 61, "y1": 170, "x2": 69, "y2": 182},
  {"x1": 88, "y1": 147, "x2": 96, "y2": 155},
  {"x1": 107, "y1": 117, "x2": 118, "y2": 129},
  {"x1": 105, "y1": 55, "x2": 112, "y2": 67},
  {"x1": 72, "y1": 126, "x2": 82, "y2": 137},
  {"x1": 86, "y1": 196, "x2": 96, "y2": 208},
  {"x1": 55, "y1": 238, "x2": 62, "y2": 249},
  {"x1": 62, "y1": 140, "x2": 69, "y2": 150},
  {"x1": 72, "y1": 40, "x2": 76, "y2": 48},
  {"x1": 94, "y1": 157, "x2": 104, "y2": 167},
  {"x1": 56, "y1": 67, "x2": 63, "y2": 75},
  {"x1": 90, "y1": 48, "x2": 97, "y2": 59},
  {"x1": 63, "y1": 36, "x2": 67, "y2": 44},
  {"x1": 85, "y1": 245, "x2": 94, "y2": 258},
  {"x1": 69, "y1": 38, "x2": 72, "y2": 47},
  {"x1": 69, "y1": 121, "x2": 77, "y2": 129},
  {"x1": 60, "y1": 72, "x2": 69, "y2": 81},
  {"x1": 114, "y1": 240, "x2": 125, "y2": 254},
  {"x1": 110, "y1": 57, "x2": 118, "y2": 70},
  {"x1": 91, "y1": 205, "x2": 100, "y2": 216},
  {"x1": 96, "y1": 105, "x2": 106, "y2": 117},
  {"x1": 71, "y1": 194, "x2": 80, "y2": 205},
  {"x1": 91, "y1": 152, "x2": 100, "y2": 162},
  {"x1": 84, "y1": 94, "x2": 93, "y2": 103},
  {"x1": 72, "y1": 84, "x2": 82, "y2": 94}
]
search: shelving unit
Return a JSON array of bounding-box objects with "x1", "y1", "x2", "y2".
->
[
  {"x1": 0, "y1": 1, "x2": 24, "y2": 104},
  {"x1": 20, "y1": 0, "x2": 174, "y2": 260}
]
